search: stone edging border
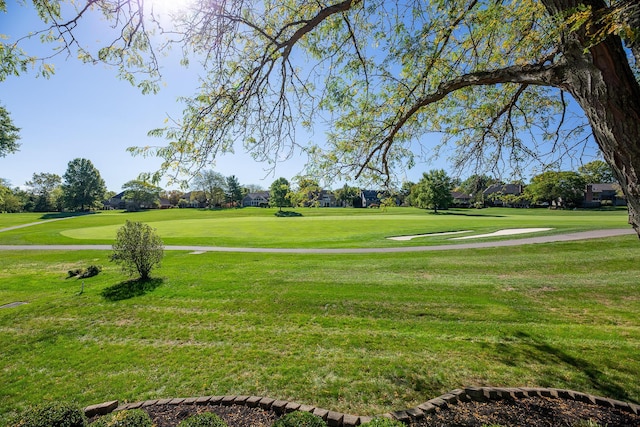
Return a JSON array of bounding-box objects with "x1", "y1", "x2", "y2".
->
[{"x1": 84, "y1": 387, "x2": 640, "y2": 426}]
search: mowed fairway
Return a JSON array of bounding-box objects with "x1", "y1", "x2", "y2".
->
[
  {"x1": 0, "y1": 207, "x2": 632, "y2": 247},
  {"x1": 0, "y1": 207, "x2": 639, "y2": 423}
]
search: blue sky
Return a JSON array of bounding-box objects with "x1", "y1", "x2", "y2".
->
[
  {"x1": 0, "y1": 0, "x2": 323, "y2": 192},
  {"x1": 1, "y1": 1, "x2": 603, "y2": 193}
]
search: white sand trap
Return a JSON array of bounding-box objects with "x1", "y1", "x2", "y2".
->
[
  {"x1": 450, "y1": 228, "x2": 553, "y2": 240},
  {"x1": 387, "y1": 230, "x2": 473, "y2": 241}
]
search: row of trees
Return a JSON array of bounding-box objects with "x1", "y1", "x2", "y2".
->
[
  {"x1": 406, "y1": 160, "x2": 619, "y2": 213},
  {"x1": 0, "y1": 158, "x2": 107, "y2": 213},
  {"x1": 0, "y1": 162, "x2": 266, "y2": 213}
]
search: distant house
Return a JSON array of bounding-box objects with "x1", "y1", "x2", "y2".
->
[
  {"x1": 242, "y1": 191, "x2": 270, "y2": 207},
  {"x1": 358, "y1": 190, "x2": 381, "y2": 208},
  {"x1": 318, "y1": 190, "x2": 337, "y2": 207},
  {"x1": 104, "y1": 191, "x2": 126, "y2": 210},
  {"x1": 584, "y1": 183, "x2": 625, "y2": 207},
  {"x1": 451, "y1": 191, "x2": 472, "y2": 207},
  {"x1": 159, "y1": 197, "x2": 172, "y2": 209},
  {"x1": 181, "y1": 191, "x2": 207, "y2": 208}
]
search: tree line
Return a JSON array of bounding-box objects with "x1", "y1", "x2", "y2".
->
[
  {"x1": 0, "y1": 156, "x2": 619, "y2": 214},
  {"x1": 405, "y1": 160, "x2": 620, "y2": 213}
]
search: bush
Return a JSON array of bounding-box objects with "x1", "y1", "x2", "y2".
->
[
  {"x1": 110, "y1": 220, "x2": 164, "y2": 280},
  {"x1": 89, "y1": 409, "x2": 152, "y2": 427},
  {"x1": 67, "y1": 269, "x2": 82, "y2": 278},
  {"x1": 177, "y1": 412, "x2": 228, "y2": 427},
  {"x1": 80, "y1": 265, "x2": 102, "y2": 278},
  {"x1": 15, "y1": 402, "x2": 87, "y2": 427},
  {"x1": 360, "y1": 418, "x2": 405, "y2": 427},
  {"x1": 274, "y1": 210, "x2": 303, "y2": 217},
  {"x1": 68, "y1": 265, "x2": 102, "y2": 279},
  {"x1": 272, "y1": 411, "x2": 326, "y2": 427}
]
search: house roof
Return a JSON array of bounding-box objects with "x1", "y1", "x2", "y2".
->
[
  {"x1": 587, "y1": 183, "x2": 617, "y2": 193},
  {"x1": 243, "y1": 191, "x2": 270, "y2": 200},
  {"x1": 451, "y1": 191, "x2": 471, "y2": 199},
  {"x1": 483, "y1": 183, "x2": 522, "y2": 196}
]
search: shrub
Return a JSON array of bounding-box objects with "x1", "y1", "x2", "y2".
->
[
  {"x1": 89, "y1": 409, "x2": 152, "y2": 427},
  {"x1": 80, "y1": 265, "x2": 102, "y2": 278},
  {"x1": 15, "y1": 402, "x2": 87, "y2": 427},
  {"x1": 360, "y1": 418, "x2": 405, "y2": 427},
  {"x1": 177, "y1": 412, "x2": 228, "y2": 427},
  {"x1": 110, "y1": 220, "x2": 164, "y2": 280},
  {"x1": 67, "y1": 269, "x2": 82, "y2": 278},
  {"x1": 274, "y1": 210, "x2": 303, "y2": 217},
  {"x1": 272, "y1": 411, "x2": 326, "y2": 427}
]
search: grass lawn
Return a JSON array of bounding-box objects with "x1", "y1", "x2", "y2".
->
[
  {"x1": 0, "y1": 207, "x2": 631, "y2": 247},
  {"x1": 1, "y1": 210, "x2": 639, "y2": 424}
]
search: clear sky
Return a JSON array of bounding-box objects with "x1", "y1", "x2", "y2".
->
[{"x1": 0, "y1": 0, "x2": 327, "y2": 192}]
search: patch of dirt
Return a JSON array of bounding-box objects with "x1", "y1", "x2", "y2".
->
[
  {"x1": 413, "y1": 397, "x2": 640, "y2": 427},
  {"x1": 92, "y1": 396, "x2": 640, "y2": 427}
]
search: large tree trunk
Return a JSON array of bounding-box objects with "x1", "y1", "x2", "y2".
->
[
  {"x1": 544, "y1": 0, "x2": 640, "y2": 237},
  {"x1": 564, "y1": 38, "x2": 640, "y2": 236}
]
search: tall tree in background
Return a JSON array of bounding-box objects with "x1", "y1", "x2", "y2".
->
[
  {"x1": 525, "y1": 171, "x2": 587, "y2": 208},
  {"x1": 269, "y1": 177, "x2": 291, "y2": 211},
  {"x1": 290, "y1": 176, "x2": 322, "y2": 207},
  {"x1": 225, "y1": 175, "x2": 244, "y2": 207},
  {"x1": 0, "y1": 105, "x2": 20, "y2": 157},
  {"x1": 193, "y1": 170, "x2": 226, "y2": 207},
  {"x1": 410, "y1": 169, "x2": 454, "y2": 213},
  {"x1": 334, "y1": 183, "x2": 359, "y2": 207},
  {"x1": 61, "y1": 158, "x2": 106, "y2": 211},
  {"x1": 122, "y1": 179, "x2": 163, "y2": 211},
  {"x1": 0, "y1": 179, "x2": 22, "y2": 212},
  {"x1": 578, "y1": 160, "x2": 617, "y2": 184},
  {"x1": 25, "y1": 172, "x2": 61, "y2": 212},
  {"x1": 3, "y1": 1, "x2": 640, "y2": 234}
]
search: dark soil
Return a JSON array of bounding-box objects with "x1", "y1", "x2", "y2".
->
[{"x1": 92, "y1": 397, "x2": 640, "y2": 427}]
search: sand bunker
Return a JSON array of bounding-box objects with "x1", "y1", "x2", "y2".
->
[
  {"x1": 387, "y1": 231, "x2": 473, "y2": 241},
  {"x1": 388, "y1": 228, "x2": 553, "y2": 241},
  {"x1": 450, "y1": 228, "x2": 553, "y2": 240}
]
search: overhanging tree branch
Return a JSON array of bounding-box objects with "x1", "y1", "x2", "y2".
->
[{"x1": 356, "y1": 58, "x2": 562, "y2": 180}]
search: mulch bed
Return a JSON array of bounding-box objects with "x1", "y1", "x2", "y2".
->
[{"x1": 92, "y1": 396, "x2": 640, "y2": 427}]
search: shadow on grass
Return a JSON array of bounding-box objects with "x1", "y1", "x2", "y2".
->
[
  {"x1": 40, "y1": 211, "x2": 97, "y2": 219},
  {"x1": 436, "y1": 211, "x2": 505, "y2": 217},
  {"x1": 493, "y1": 331, "x2": 636, "y2": 403},
  {"x1": 275, "y1": 210, "x2": 303, "y2": 217},
  {"x1": 101, "y1": 278, "x2": 163, "y2": 301}
]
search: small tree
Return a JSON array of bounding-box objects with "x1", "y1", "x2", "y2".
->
[
  {"x1": 110, "y1": 221, "x2": 164, "y2": 280},
  {"x1": 269, "y1": 177, "x2": 291, "y2": 211},
  {"x1": 410, "y1": 169, "x2": 454, "y2": 213}
]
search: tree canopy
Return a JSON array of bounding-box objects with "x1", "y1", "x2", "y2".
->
[
  {"x1": 410, "y1": 169, "x2": 454, "y2": 213},
  {"x1": 122, "y1": 179, "x2": 163, "y2": 211},
  {"x1": 578, "y1": 160, "x2": 617, "y2": 184},
  {"x1": 3, "y1": 0, "x2": 640, "y2": 234},
  {"x1": 525, "y1": 170, "x2": 587, "y2": 208},
  {"x1": 0, "y1": 104, "x2": 20, "y2": 157},
  {"x1": 61, "y1": 158, "x2": 106, "y2": 211},
  {"x1": 269, "y1": 177, "x2": 292, "y2": 210},
  {"x1": 25, "y1": 172, "x2": 62, "y2": 212}
]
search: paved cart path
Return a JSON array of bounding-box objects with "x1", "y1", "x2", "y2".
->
[{"x1": 0, "y1": 228, "x2": 634, "y2": 254}]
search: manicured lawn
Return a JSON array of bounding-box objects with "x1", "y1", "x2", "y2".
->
[
  {"x1": 0, "y1": 207, "x2": 631, "y2": 247},
  {"x1": 0, "y1": 212, "x2": 52, "y2": 229},
  {"x1": 1, "y1": 232, "x2": 639, "y2": 423}
]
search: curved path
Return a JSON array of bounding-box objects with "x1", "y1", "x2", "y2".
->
[{"x1": 0, "y1": 228, "x2": 634, "y2": 253}]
